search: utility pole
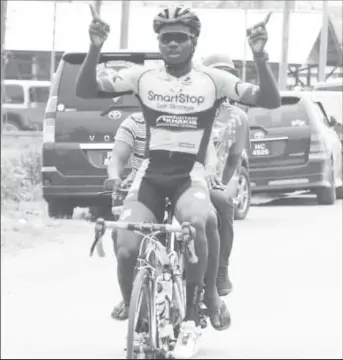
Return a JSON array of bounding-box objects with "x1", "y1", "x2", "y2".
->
[
  {"x1": 120, "y1": 1, "x2": 130, "y2": 49},
  {"x1": 50, "y1": 1, "x2": 57, "y2": 82},
  {"x1": 318, "y1": 0, "x2": 329, "y2": 81},
  {"x1": 278, "y1": 0, "x2": 292, "y2": 90},
  {"x1": 1, "y1": 0, "x2": 8, "y2": 135},
  {"x1": 242, "y1": 1, "x2": 250, "y2": 82}
]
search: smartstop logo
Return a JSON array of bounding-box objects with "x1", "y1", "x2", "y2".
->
[
  {"x1": 148, "y1": 91, "x2": 205, "y2": 105},
  {"x1": 156, "y1": 115, "x2": 198, "y2": 129}
]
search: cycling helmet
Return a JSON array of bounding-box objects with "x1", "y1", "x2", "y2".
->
[
  {"x1": 202, "y1": 53, "x2": 239, "y2": 77},
  {"x1": 153, "y1": 5, "x2": 201, "y2": 38}
]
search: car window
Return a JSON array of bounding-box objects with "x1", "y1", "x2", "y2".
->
[
  {"x1": 57, "y1": 61, "x2": 140, "y2": 111},
  {"x1": 29, "y1": 86, "x2": 50, "y2": 103},
  {"x1": 247, "y1": 97, "x2": 309, "y2": 128},
  {"x1": 312, "y1": 91, "x2": 342, "y2": 125},
  {"x1": 4, "y1": 84, "x2": 24, "y2": 104}
]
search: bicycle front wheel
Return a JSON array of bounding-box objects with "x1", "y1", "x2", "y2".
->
[{"x1": 126, "y1": 268, "x2": 158, "y2": 359}]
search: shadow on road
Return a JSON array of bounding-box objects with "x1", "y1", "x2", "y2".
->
[{"x1": 253, "y1": 196, "x2": 319, "y2": 207}]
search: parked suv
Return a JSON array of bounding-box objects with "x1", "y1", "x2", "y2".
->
[
  {"x1": 42, "y1": 51, "x2": 165, "y2": 218},
  {"x1": 312, "y1": 87, "x2": 342, "y2": 147},
  {"x1": 3, "y1": 80, "x2": 51, "y2": 131},
  {"x1": 247, "y1": 91, "x2": 343, "y2": 205}
]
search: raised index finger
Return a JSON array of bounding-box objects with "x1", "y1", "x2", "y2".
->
[
  {"x1": 89, "y1": 3, "x2": 101, "y2": 21},
  {"x1": 263, "y1": 12, "x2": 272, "y2": 26}
]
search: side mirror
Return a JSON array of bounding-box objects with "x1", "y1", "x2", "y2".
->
[{"x1": 329, "y1": 115, "x2": 338, "y2": 127}]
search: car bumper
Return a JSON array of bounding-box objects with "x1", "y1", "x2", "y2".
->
[
  {"x1": 249, "y1": 156, "x2": 332, "y2": 193},
  {"x1": 41, "y1": 166, "x2": 130, "y2": 206}
]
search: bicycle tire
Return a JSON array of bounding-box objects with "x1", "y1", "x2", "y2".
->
[{"x1": 126, "y1": 268, "x2": 158, "y2": 359}]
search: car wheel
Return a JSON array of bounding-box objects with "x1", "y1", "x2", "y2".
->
[
  {"x1": 234, "y1": 166, "x2": 251, "y2": 220},
  {"x1": 4, "y1": 120, "x2": 21, "y2": 131},
  {"x1": 336, "y1": 186, "x2": 343, "y2": 199},
  {"x1": 89, "y1": 205, "x2": 113, "y2": 222},
  {"x1": 48, "y1": 200, "x2": 74, "y2": 219},
  {"x1": 316, "y1": 163, "x2": 336, "y2": 205}
]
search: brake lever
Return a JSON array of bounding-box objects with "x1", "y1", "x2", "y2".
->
[{"x1": 90, "y1": 218, "x2": 106, "y2": 257}]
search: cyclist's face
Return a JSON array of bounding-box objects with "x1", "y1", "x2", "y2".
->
[{"x1": 158, "y1": 25, "x2": 194, "y2": 65}]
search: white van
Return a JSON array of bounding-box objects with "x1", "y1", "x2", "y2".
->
[
  {"x1": 3, "y1": 80, "x2": 51, "y2": 131},
  {"x1": 314, "y1": 78, "x2": 343, "y2": 92}
]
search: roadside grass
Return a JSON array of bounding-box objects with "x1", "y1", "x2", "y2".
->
[{"x1": 1, "y1": 134, "x2": 90, "y2": 255}]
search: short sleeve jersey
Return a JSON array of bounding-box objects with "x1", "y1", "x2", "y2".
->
[
  {"x1": 98, "y1": 63, "x2": 255, "y2": 179},
  {"x1": 114, "y1": 112, "x2": 146, "y2": 172}
]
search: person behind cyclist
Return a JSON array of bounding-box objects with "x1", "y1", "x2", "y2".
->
[
  {"x1": 106, "y1": 111, "x2": 223, "y2": 319},
  {"x1": 76, "y1": 4, "x2": 280, "y2": 358},
  {"x1": 202, "y1": 53, "x2": 250, "y2": 295}
]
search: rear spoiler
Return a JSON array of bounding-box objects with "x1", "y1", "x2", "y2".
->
[{"x1": 62, "y1": 51, "x2": 162, "y2": 65}]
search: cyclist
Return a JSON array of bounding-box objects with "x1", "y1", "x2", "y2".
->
[
  {"x1": 107, "y1": 111, "x2": 223, "y2": 319},
  {"x1": 202, "y1": 53, "x2": 250, "y2": 296},
  {"x1": 76, "y1": 4, "x2": 280, "y2": 358}
]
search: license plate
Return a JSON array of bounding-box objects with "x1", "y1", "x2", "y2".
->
[
  {"x1": 251, "y1": 142, "x2": 270, "y2": 157},
  {"x1": 103, "y1": 151, "x2": 112, "y2": 166}
]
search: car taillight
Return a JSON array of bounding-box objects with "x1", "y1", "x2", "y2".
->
[
  {"x1": 43, "y1": 96, "x2": 57, "y2": 143},
  {"x1": 309, "y1": 129, "x2": 327, "y2": 159}
]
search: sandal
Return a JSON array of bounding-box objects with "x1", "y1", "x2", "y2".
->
[
  {"x1": 203, "y1": 298, "x2": 231, "y2": 331},
  {"x1": 111, "y1": 300, "x2": 129, "y2": 321}
]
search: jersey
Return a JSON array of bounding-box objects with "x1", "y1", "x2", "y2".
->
[
  {"x1": 98, "y1": 63, "x2": 256, "y2": 182},
  {"x1": 114, "y1": 112, "x2": 146, "y2": 172}
]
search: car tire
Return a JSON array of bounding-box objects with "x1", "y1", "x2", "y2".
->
[
  {"x1": 336, "y1": 186, "x2": 343, "y2": 200},
  {"x1": 48, "y1": 200, "x2": 74, "y2": 219},
  {"x1": 316, "y1": 163, "x2": 336, "y2": 205},
  {"x1": 234, "y1": 166, "x2": 251, "y2": 221},
  {"x1": 89, "y1": 205, "x2": 113, "y2": 222}
]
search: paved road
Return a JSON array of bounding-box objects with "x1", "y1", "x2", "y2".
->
[{"x1": 2, "y1": 197, "x2": 342, "y2": 359}]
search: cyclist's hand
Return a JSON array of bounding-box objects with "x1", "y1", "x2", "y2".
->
[
  {"x1": 121, "y1": 171, "x2": 135, "y2": 189},
  {"x1": 206, "y1": 174, "x2": 223, "y2": 190},
  {"x1": 247, "y1": 12, "x2": 271, "y2": 54},
  {"x1": 104, "y1": 177, "x2": 121, "y2": 191},
  {"x1": 89, "y1": 4, "x2": 110, "y2": 48},
  {"x1": 226, "y1": 174, "x2": 239, "y2": 198}
]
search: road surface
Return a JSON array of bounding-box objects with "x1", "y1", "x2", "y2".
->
[{"x1": 1, "y1": 197, "x2": 342, "y2": 359}]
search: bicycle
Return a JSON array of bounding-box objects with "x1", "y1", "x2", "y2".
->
[{"x1": 91, "y1": 187, "x2": 206, "y2": 359}]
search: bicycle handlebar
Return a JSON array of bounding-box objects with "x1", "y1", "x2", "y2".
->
[
  {"x1": 103, "y1": 221, "x2": 183, "y2": 233},
  {"x1": 92, "y1": 218, "x2": 198, "y2": 263}
]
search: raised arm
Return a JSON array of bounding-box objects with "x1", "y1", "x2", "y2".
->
[
  {"x1": 75, "y1": 4, "x2": 139, "y2": 99},
  {"x1": 217, "y1": 13, "x2": 281, "y2": 109}
]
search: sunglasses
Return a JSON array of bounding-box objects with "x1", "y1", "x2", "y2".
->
[{"x1": 158, "y1": 32, "x2": 193, "y2": 45}]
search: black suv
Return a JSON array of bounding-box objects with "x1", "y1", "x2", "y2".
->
[
  {"x1": 247, "y1": 91, "x2": 343, "y2": 204},
  {"x1": 42, "y1": 51, "x2": 164, "y2": 218}
]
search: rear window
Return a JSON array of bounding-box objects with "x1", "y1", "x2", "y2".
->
[
  {"x1": 56, "y1": 56, "x2": 163, "y2": 111},
  {"x1": 29, "y1": 86, "x2": 50, "y2": 103},
  {"x1": 4, "y1": 84, "x2": 24, "y2": 104},
  {"x1": 247, "y1": 97, "x2": 308, "y2": 128}
]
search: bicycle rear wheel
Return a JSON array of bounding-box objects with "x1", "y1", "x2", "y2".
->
[{"x1": 126, "y1": 268, "x2": 158, "y2": 359}]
